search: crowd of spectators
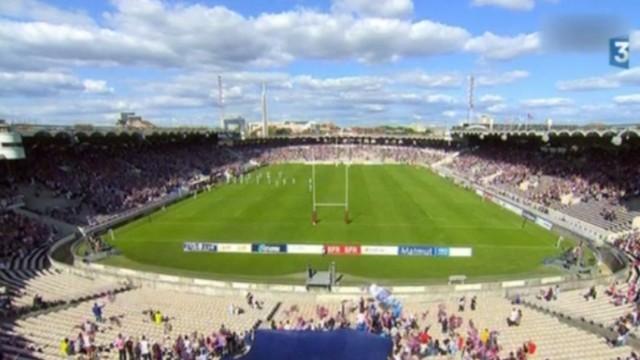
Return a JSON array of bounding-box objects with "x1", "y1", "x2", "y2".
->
[
  {"x1": 57, "y1": 298, "x2": 250, "y2": 360},
  {"x1": 0, "y1": 211, "x2": 54, "y2": 268},
  {"x1": 0, "y1": 137, "x2": 244, "y2": 226},
  {"x1": 446, "y1": 142, "x2": 640, "y2": 221},
  {"x1": 254, "y1": 145, "x2": 447, "y2": 165},
  {"x1": 24, "y1": 140, "x2": 238, "y2": 225},
  {"x1": 1, "y1": 138, "x2": 450, "y2": 228},
  {"x1": 59, "y1": 320, "x2": 249, "y2": 360},
  {"x1": 268, "y1": 296, "x2": 536, "y2": 360},
  {"x1": 600, "y1": 232, "x2": 640, "y2": 349}
]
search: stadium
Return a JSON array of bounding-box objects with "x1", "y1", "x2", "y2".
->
[{"x1": 2, "y1": 1, "x2": 640, "y2": 360}]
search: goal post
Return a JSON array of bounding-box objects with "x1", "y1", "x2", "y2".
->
[{"x1": 311, "y1": 146, "x2": 350, "y2": 225}]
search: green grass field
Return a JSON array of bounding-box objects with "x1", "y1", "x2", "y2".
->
[{"x1": 104, "y1": 164, "x2": 563, "y2": 284}]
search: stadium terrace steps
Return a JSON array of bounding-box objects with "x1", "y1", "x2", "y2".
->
[
  {"x1": 0, "y1": 277, "x2": 634, "y2": 359},
  {"x1": 0, "y1": 269, "x2": 128, "y2": 307},
  {"x1": 0, "y1": 289, "x2": 631, "y2": 359},
  {"x1": 3, "y1": 288, "x2": 271, "y2": 359},
  {"x1": 561, "y1": 200, "x2": 636, "y2": 232},
  {"x1": 522, "y1": 285, "x2": 633, "y2": 327}
]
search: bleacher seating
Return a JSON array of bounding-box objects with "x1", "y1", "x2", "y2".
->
[{"x1": 1, "y1": 284, "x2": 635, "y2": 359}]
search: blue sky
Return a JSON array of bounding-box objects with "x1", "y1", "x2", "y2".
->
[{"x1": 0, "y1": 0, "x2": 639, "y2": 127}]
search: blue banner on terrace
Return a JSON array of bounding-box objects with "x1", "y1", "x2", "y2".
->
[{"x1": 235, "y1": 329, "x2": 392, "y2": 360}]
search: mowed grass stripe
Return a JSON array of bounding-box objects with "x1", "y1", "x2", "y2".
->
[{"x1": 106, "y1": 164, "x2": 562, "y2": 282}]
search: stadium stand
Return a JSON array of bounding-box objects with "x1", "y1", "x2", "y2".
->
[
  {"x1": 443, "y1": 138, "x2": 640, "y2": 232},
  {"x1": 1, "y1": 283, "x2": 636, "y2": 359},
  {"x1": 2, "y1": 131, "x2": 640, "y2": 359}
]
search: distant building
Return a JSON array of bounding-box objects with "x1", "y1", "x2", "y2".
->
[
  {"x1": 117, "y1": 112, "x2": 155, "y2": 129},
  {"x1": 248, "y1": 120, "x2": 337, "y2": 136},
  {"x1": 0, "y1": 122, "x2": 25, "y2": 160},
  {"x1": 223, "y1": 117, "x2": 246, "y2": 135}
]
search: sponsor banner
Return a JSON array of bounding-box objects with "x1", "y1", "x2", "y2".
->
[
  {"x1": 449, "y1": 247, "x2": 473, "y2": 257},
  {"x1": 217, "y1": 243, "x2": 252, "y2": 253},
  {"x1": 398, "y1": 245, "x2": 435, "y2": 256},
  {"x1": 361, "y1": 245, "x2": 398, "y2": 256},
  {"x1": 183, "y1": 242, "x2": 472, "y2": 258},
  {"x1": 287, "y1": 244, "x2": 324, "y2": 255},
  {"x1": 398, "y1": 246, "x2": 463, "y2": 257},
  {"x1": 534, "y1": 217, "x2": 553, "y2": 230},
  {"x1": 287, "y1": 244, "x2": 325, "y2": 255},
  {"x1": 522, "y1": 210, "x2": 537, "y2": 222},
  {"x1": 183, "y1": 242, "x2": 218, "y2": 252},
  {"x1": 251, "y1": 243, "x2": 287, "y2": 254},
  {"x1": 324, "y1": 244, "x2": 361, "y2": 256}
]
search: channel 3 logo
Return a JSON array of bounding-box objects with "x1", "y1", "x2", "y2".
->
[{"x1": 610, "y1": 36, "x2": 630, "y2": 69}]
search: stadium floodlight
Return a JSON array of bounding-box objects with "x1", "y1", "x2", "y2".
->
[
  {"x1": 611, "y1": 135, "x2": 622, "y2": 146},
  {"x1": 541, "y1": 133, "x2": 550, "y2": 143}
]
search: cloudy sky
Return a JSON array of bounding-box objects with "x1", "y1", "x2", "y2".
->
[{"x1": 0, "y1": 0, "x2": 639, "y2": 127}]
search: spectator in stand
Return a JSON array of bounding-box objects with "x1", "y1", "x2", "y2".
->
[
  {"x1": 584, "y1": 286, "x2": 597, "y2": 301},
  {"x1": 114, "y1": 334, "x2": 126, "y2": 360},
  {"x1": 92, "y1": 302, "x2": 105, "y2": 323},
  {"x1": 139, "y1": 335, "x2": 150, "y2": 360}
]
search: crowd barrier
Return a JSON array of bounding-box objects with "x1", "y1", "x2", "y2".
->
[{"x1": 48, "y1": 245, "x2": 622, "y2": 298}]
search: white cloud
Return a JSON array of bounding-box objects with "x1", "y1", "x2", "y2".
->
[
  {"x1": 293, "y1": 75, "x2": 387, "y2": 91},
  {"x1": 359, "y1": 104, "x2": 386, "y2": 113},
  {"x1": 478, "y1": 94, "x2": 504, "y2": 104},
  {"x1": 398, "y1": 71, "x2": 461, "y2": 88},
  {"x1": 82, "y1": 80, "x2": 113, "y2": 94},
  {"x1": 616, "y1": 67, "x2": 640, "y2": 85},
  {"x1": 556, "y1": 67, "x2": 640, "y2": 92},
  {"x1": 613, "y1": 94, "x2": 640, "y2": 105},
  {"x1": 464, "y1": 32, "x2": 540, "y2": 60},
  {"x1": 632, "y1": 30, "x2": 640, "y2": 51},
  {"x1": 476, "y1": 70, "x2": 529, "y2": 86},
  {"x1": 556, "y1": 77, "x2": 618, "y2": 91},
  {"x1": 0, "y1": 0, "x2": 548, "y2": 72},
  {"x1": 332, "y1": 0, "x2": 414, "y2": 18},
  {"x1": 471, "y1": 0, "x2": 535, "y2": 11},
  {"x1": 486, "y1": 103, "x2": 509, "y2": 113},
  {"x1": 0, "y1": 0, "x2": 477, "y2": 71},
  {"x1": 0, "y1": 0, "x2": 95, "y2": 26},
  {"x1": 521, "y1": 97, "x2": 573, "y2": 108},
  {"x1": 0, "y1": 71, "x2": 112, "y2": 96},
  {"x1": 256, "y1": 13, "x2": 471, "y2": 63},
  {"x1": 0, "y1": 20, "x2": 178, "y2": 69},
  {"x1": 425, "y1": 94, "x2": 457, "y2": 105},
  {"x1": 442, "y1": 110, "x2": 458, "y2": 118}
]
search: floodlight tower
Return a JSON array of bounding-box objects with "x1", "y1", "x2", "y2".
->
[
  {"x1": 467, "y1": 75, "x2": 475, "y2": 123},
  {"x1": 261, "y1": 82, "x2": 268, "y2": 138},
  {"x1": 218, "y1": 75, "x2": 224, "y2": 129}
]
